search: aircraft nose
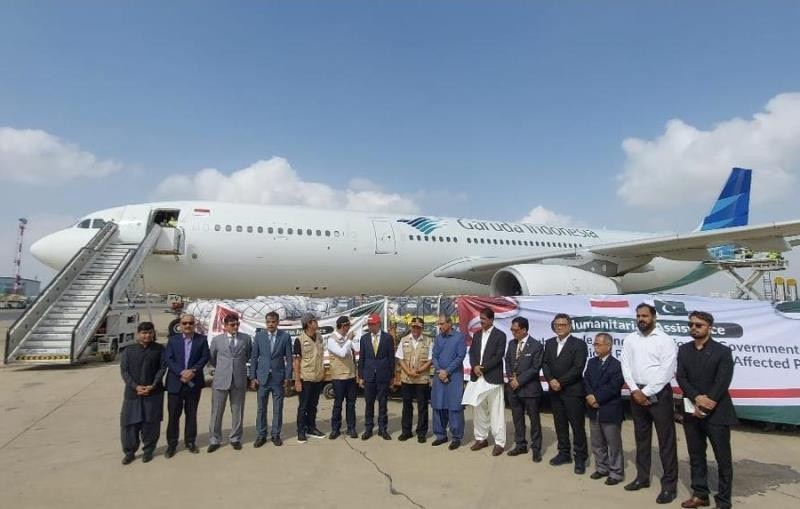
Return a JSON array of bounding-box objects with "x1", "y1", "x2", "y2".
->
[
  {"x1": 30, "y1": 230, "x2": 87, "y2": 270},
  {"x1": 30, "y1": 235, "x2": 51, "y2": 264}
]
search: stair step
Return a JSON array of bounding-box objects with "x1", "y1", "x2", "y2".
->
[
  {"x1": 26, "y1": 332, "x2": 72, "y2": 341},
  {"x1": 39, "y1": 319, "x2": 79, "y2": 327}
]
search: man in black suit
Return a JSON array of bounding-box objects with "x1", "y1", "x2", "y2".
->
[
  {"x1": 466, "y1": 308, "x2": 507, "y2": 456},
  {"x1": 583, "y1": 333, "x2": 625, "y2": 485},
  {"x1": 677, "y1": 311, "x2": 736, "y2": 509},
  {"x1": 358, "y1": 313, "x2": 395, "y2": 440},
  {"x1": 542, "y1": 313, "x2": 588, "y2": 474},
  {"x1": 164, "y1": 314, "x2": 209, "y2": 457},
  {"x1": 504, "y1": 316, "x2": 544, "y2": 462}
]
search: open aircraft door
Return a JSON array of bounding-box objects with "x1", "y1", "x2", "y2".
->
[
  {"x1": 371, "y1": 220, "x2": 397, "y2": 254},
  {"x1": 117, "y1": 204, "x2": 152, "y2": 243}
]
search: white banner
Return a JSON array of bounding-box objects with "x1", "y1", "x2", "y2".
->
[{"x1": 457, "y1": 295, "x2": 800, "y2": 424}]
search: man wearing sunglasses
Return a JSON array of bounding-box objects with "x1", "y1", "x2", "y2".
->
[
  {"x1": 676, "y1": 311, "x2": 735, "y2": 509},
  {"x1": 207, "y1": 314, "x2": 252, "y2": 452},
  {"x1": 165, "y1": 314, "x2": 209, "y2": 457}
]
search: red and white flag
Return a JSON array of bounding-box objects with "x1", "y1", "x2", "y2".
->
[
  {"x1": 589, "y1": 299, "x2": 631, "y2": 316},
  {"x1": 193, "y1": 208, "x2": 211, "y2": 216}
]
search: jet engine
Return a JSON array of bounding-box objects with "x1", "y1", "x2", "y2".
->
[{"x1": 489, "y1": 264, "x2": 621, "y2": 296}]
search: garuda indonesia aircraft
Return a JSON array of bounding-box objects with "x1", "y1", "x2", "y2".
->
[{"x1": 31, "y1": 168, "x2": 800, "y2": 298}]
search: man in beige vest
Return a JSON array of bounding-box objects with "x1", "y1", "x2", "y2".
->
[
  {"x1": 396, "y1": 316, "x2": 433, "y2": 443},
  {"x1": 327, "y1": 316, "x2": 359, "y2": 440},
  {"x1": 293, "y1": 313, "x2": 326, "y2": 443}
]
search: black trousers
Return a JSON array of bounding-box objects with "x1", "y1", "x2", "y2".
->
[
  {"x1": 331, "y1": 378, "x2": 357, "y2": 433},
  {"x1": 401, "y1": 382, "x2": 430, "y2": 436},
  {"x1": 297, "y1": 381, "x2": 324, "y2": 433},
  {"x1": 507, "y1": 387, "x2": 542, "y2": 455},
  {"x1": 364, "y1": 380, "x2": 390, "y2": 432},
  {"x1": 631, "y1": 384, "x2": 678, "y2": 492},
  {"x1": 683, "y1": 416, "x2": 733, "y2": 509},
  {"x1": 121, "y1": 421, "x2": 160, "y2": 455},
  {"x1": 166, "y1": 387, "x2": 201, "y2": 446},
  {"x1": 550, "y1": 391, "x2": 588, "y2": 462}
]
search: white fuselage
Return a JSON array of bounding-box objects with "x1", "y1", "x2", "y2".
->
[{"x1": 31, "y1": 201, "x2": 708, "y2": 298}]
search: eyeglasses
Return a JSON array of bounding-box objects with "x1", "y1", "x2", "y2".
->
[
  {"x1": 226, "y1": 321, "x2": 240, "y2": 325},
  {"x1": 181, "y1": 321, "x2": 195, "y2": 325},
  {"x1": 688, "y1": 322, "x2": 707, "y2": 328},
  {"x1": 341, "y1": 323, "x2": 351, "y2": 327}
]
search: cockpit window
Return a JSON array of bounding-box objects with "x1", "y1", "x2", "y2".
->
[
  {"x1": 78, "y1": 219, "x2": 91, "y2": 229},
  {"x1": 92, "y1": 219, "x2": 106, "y2": 229}
]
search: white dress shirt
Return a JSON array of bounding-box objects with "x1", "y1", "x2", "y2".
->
[
  {"x1": 620, "y1": 326, "x2": 678, "y2": 397},
  {"x1": 556, "y1": 335, "x2": 569, "y2": 356},
  {"x1": 479, "y1": 326, "x2": 493, "y2": 364},
  {"x1": 327, "y1": 331, "x2": 359, "y2": 358}
]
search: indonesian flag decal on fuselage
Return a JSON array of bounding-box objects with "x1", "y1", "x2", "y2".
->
[{"x1": 589, "y1": 299, "x2": 631, "y2": 316}]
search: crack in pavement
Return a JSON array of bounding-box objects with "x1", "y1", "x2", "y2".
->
[
  {"x1": 775, "y1": 489, "x2": 800, "y2": 501},
  {"x1": 341, "y1": 436, "x2": 425, "y2": 508}
]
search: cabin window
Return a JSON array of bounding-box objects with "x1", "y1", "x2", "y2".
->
[
  {"x1": 307, "y1": 229, "x2": 313, "y2": 236},
  {"x1": 277, "y1": 227, "x2": 283, "y2": 234},
  {"x1": 325, "y1": 230, "x2": 331, "y2": 237},
  {"x1": 431, "y1": 236, "x2": 436, "y2": 242},
  {"x1": 446, "y1": 237, "x2": 451, "y2": 242},
  {"x1": 257, "y1": 226, "x2": 263, "y2": 233},
  {"x1": 236, "y1": 225, "x2": 243, "y2": 232},
  {"x1": 316, "y1": 229, "x2": 321, "y2": 236},
  {"x1": 247, "y1": 226, "x2": 253, "y2": 233},
  {"x1": 288, "y1": 228, "x2": 293, "y2": 234},
  {"x1": 409, "y1": 235, "x2": 414, "y2": 240},
  {"x1": 225, "y1": 225, "x2": 232, "y2": 232},
  {"x1": 268, "y1": 227, "x2": 274, "y2": 234},
  {"x1": 467, "y1": 238, "x2": 471, "y2": 243},
  {"x1": 214, "y1": 224, "x2": 221, "y2": 232}
]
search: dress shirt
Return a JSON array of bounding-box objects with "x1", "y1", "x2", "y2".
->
[
  {"x1": 620, "y1": 326, "x2": 678, "y2": 397},
  {"x1": 556, "y1": 335, "x2": 568, "y2": 356},
  {"x1": 327, "y1": 331, "x2": 358, "y2": 358},
  {"x1": 479, "y1": 326, "x2": 493, "y2": 364}
]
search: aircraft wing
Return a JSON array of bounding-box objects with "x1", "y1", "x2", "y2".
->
[
  {"x1": 434, "y1": 220, "x2": 800, "y2": 283},
  {"x1": 588, "y1": 220, "x2": 800, "y2": 260}
]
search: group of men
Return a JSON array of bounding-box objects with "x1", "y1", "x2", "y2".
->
[{"x1": 120, "y1": 303, "x2": 735, "y2": 508}]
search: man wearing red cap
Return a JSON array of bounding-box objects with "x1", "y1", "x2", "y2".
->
[{"x1": 358, "y1": 313, "x2": 395, "y2": 440}]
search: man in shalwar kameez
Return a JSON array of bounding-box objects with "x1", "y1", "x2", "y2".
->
[
  {"x1": 120, "y1": 322, "x2": 167, "y2": 464},
  {"x1": 431, "y1": 314, "x2": 467, "y2": 450}
]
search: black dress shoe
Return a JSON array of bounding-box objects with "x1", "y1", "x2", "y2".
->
[
  {"x1": 431, "y1": 437, "x2": 448, "y2": 446},
  {"x1": 165, "y1": 446, "x2": 177, "y2": 458},
  {"x1": 207, "y1": 443, "x2": 220, "y2": 453},
  {"x1": 656, "y1": 490, "x2": 676, "y2": 504},
  {"x1": 448, "y1": 440, "x2": 461, "y2": 450},
  {"x1": 297, "y1": 432, "x2": 307, "y2": 443},
  {"x1": 378, "y1": 430, "x2": 392, "y2": 440},
  {"x1": 590, "y1": 471, "x2": 608, "y2": 480},
  {"x1": 186, "y1": 443, "x2": 199, "y2": 454},
  {"x1": 574, "y1": 462, "x2": 586, "y2": 475},
  {"x1": 361, "y1": 431, "x2": 373, "y2": 440},
  {"x1": 121, "y1": 454, "x2": 135, "y2": 465},
  {"x1": 605, "y1": 478, "x2": 622, "y2": 486},
  {"x1": 329, "y1": 431, "x2": 341, "y2": 440},
  {"x1": 549, "y1": 454, "x2": 572, "y2": 466},
  {"x1": 532, "y1": 453, "x2": 542, "y2": 463},
  {"x1": 142, "y1": 452, "x2": 154, "y2": 463},
  {"x1": 348, "y1": 431, "x2": 359, "y2": 439},
  {"x1": 417, "y1": 436, "x2": 426, "y2": 444},
  {"x1": 308, "y1": 428, "x2": 327, "y2": 438},
  {"x1": 272, "y1": 436, "x2": 283, "y2": 446},
  {"x1": 398, "y1": 432, "x2": 413, "y2": 441},
  {"x1": 507, "y1": 446, "x2": 528, "y2": 457},
  {"x1": 232, "y1": 441, "x2": 242, "y2": 450},
  {"x1": 253, "y1": 437, "x2": 267, "y2": 448},
  {"x1": 624, "y1": 479, "x2": 651, "y2": 491}
]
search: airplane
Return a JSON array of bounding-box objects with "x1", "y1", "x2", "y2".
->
[{"x1": 30, "y1": 168, "x2": 800, "y2": 299}]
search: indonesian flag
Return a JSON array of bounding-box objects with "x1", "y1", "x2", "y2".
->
[
  {"x1": 589, "y1": 299, "x2": 631, "y2": 316},
  {"x1": 193, "y1": 208, "x2": 211, "y2": 216}
]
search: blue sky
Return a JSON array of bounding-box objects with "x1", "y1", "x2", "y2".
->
[{"x1": 2, "y1": 1, "x2": 799, "y2": 291}]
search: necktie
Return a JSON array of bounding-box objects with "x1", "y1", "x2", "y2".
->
[
  {"x1": 229, "y1": 334, "x2": 235, "y2": 352},
  {"x1": 516, "y1": 340, "x2": 524, "y2": 359},
  {"x1": 372, "y1": 335, "x2": 379, "y2": 355},
  {"x1": 269, "y1": 333, "x2": 274, "y2": 349}
]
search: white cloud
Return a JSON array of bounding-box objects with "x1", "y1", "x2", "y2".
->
[
  {"x1": 155, "y1": 157, "x2": 420, "y2": 214},
  {"x1": 0, "y1": 127, "x2": 122, "y2": 184},
  {"x1": 519, "y1": 205, "x2": 582, "y2": 226},
  {"x1": 617, "y1": 92, "x2": 800, "y2": 209}
]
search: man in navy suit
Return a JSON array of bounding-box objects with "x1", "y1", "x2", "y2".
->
[
  {"x1": 584, "y1": 333, "x2": 625, "y2": 485},
  {"x1": 164, "y1": 314, "x2": 209, "y2": 457},
  {"x1": 250, "y1": 311, "x2": 294, "y2": 447},
  {"x1": 358, "y1": 313, "x2": 395, "y2": 440}
]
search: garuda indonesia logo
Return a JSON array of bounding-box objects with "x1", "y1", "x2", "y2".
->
[{"x1": 397, "y1": 217, "x2": 446, "y2": 234}]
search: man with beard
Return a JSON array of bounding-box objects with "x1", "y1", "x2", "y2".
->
[
  {"x1": 676, "y1": 311, "x2": 736, "y2": 509},
  {"x1": 431, "y1": 313, "x2": 467, "y2": 450},
  {"x1": 120, "y1": 322, "x2": 167, "y2": 464},
  {"x1": 621, "y1": 303, "x2": 679, "y2": 505}
]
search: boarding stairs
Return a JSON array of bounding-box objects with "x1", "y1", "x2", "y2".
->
[{"x1": 4, "y1": 223, "x2": 162, "y2": 364}]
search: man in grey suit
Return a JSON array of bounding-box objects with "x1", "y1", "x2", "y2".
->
[
  {"x1": 208, "y1": 314, "x2": 252, "y2": 452},
  {"x1": 505, "y1": 316, "x2": 545, "y2": 463},
  {"x1": 250, "y1": 311, "x2": 293, "y2": 447}
]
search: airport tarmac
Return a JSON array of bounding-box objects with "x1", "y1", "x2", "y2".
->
[{"x1": 1, "y1": 311, "x2": 799, "y2": 509}]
